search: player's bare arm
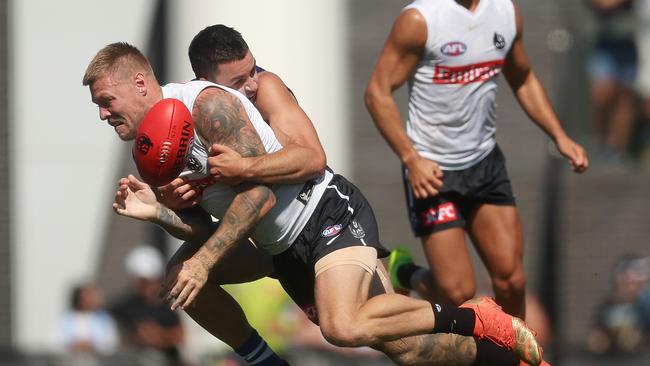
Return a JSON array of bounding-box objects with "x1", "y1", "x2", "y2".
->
[
  {"x1": 113, "y1": 174, "x2": 214, "y2": 243},
  {"x1": 503, "y1": 3, "x2": 588, "y2": 173},
  {"x1": 208, "y1": 71, "x2": 326, "y2": 184},
  {"x1": 365, "y1": 9, "x2": 443, "y2": 198},
  {"x1": 166, "y1": 87, "x2": 276, "y2": 310}
]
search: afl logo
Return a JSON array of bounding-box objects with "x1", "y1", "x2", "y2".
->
[
  {"x1": 441, "y1": 42, "x2": 467, "y2": 56},
  {"x1": 321, "y1": 224, "x2": 342, "y2": 237}
]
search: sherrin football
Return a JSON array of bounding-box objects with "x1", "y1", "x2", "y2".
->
[{"x1": 133, "y1": 98, "x2": 194, "y2": 187}]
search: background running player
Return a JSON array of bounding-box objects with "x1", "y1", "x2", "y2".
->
[{"x1": 365, "y1": 0, "x2": 588, "y2": 319}]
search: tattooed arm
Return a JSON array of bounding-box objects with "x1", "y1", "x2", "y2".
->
[
  {"x1": 166, "y1": 87, "x2": 276, "y2": 310},
  {"x1": 113, "y1": 174, "x2": 215, "y2": 244}
]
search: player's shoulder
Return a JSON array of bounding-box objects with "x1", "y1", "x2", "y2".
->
[
  {"x1": 259, "y1": 70, "x2": 288, "y2": 90},
  {"x1": 196, "y1": 82, "x2": 240, "y2": 101}
]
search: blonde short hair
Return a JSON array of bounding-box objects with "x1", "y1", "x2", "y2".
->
[{"x1": 82, "y1": 42, "x2": 155, "y2": 86}]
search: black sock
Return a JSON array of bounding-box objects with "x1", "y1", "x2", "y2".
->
[
  {"x1": 431, "y1": 304, "x2": 475, "y2": 336},
  {"x1": 472, "y1": 339, "x2": 519, "y2": 366},
  {"x1": 396, "y1": 263, "x2": 420, "y2": 289},
  {"x1": 234, "y1": 329, "x2": 288, "y2": 365}
]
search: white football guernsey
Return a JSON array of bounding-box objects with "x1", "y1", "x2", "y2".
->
[
  {"x1": 162, "y1": 80, "x2": 333, "y2": 255},
  {"x1": 404, "y1": 0, "x2": 516, "y2": 170}
]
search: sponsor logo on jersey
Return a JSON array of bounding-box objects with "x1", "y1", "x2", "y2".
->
[
  {"x1": 421, "y1": 202, "x2": 458, "y2": 227},
  {"x1": 321, "y1": 224, "x2": 342, "y2": 237},
  {"x1": 493, "y1": 32, "x2": 506, "y2": 49},
  {"x1": 432, "y1": 59, "x2": 504, "y2": 85},
  {"x1": 440, "y1": 41, "x2": 467, "y2": 56},
  {"x1": 135, "y1": 134, "x2": 153, "y2": 155},
  {"x1": 349, "y1": 219, "x2": 366, "y2": 239}
]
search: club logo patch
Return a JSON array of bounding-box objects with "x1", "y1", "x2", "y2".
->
[
  {"x1": 441, "y1": 41, "x2": 467, "y2": 56},
  {"x1": 135, "y1": 134, "x2": 153, "y2": 155},
  {"x1": 349, "y1": 219, "x2": 366, "y2": 239},
  {"x1": 186, "y1": 156, "x2": 204, "y2": 173},
  {"x1": 321, "y1": 224, "x2": 342, "y2": 237},
  {"x1": 493, "y1": 32, "x2": 506, "y2": 49},
  {"x1": 421, "y1": 202, "x2": 458, "y2": 227}
]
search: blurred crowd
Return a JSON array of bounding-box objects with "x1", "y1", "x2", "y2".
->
[
  {"x1": 55, "y1": 245, "x2": 387, "y2": 366},
  {"x1": 585, "y1": 0, "x2": 650, "y2": 167},
  {"x1": 587, "y1": 254, "x2": 650, "y2": 356}
]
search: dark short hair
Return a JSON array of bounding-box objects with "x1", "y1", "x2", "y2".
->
[{"x1": 188, "y1": 24, "x2": 249, "y2": 79}]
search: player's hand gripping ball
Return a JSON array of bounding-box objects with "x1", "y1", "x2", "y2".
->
[{"x1": 133, "y1": 98, "x2": 194, "y2": 187}]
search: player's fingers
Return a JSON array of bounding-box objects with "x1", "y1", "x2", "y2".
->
[
  {"x1": 168, "y1": 276, "x2": 186, "y2": 298},
  {"x1": 168, "y1": 177, "x2": 187, "y2": 189},
  {"x1": 413, "y1": 185, "x2": 426, "y2": 200},
  {"x1": 172, "y1": 283, "x2": 194, "y2": 310},
  {"x1": 160, "y1": 276, "x2": 177, "y2": 298},
  {"x1": 430, "y1": 176, "x2": 443, "y2": 190},
  {"x1": 181, "y1": 287, "x2": 201, "y2": 310},
  {"x1": 573, "y1": 160, "x2": 587, "y2": 173},
  {"x1": 112, "y1": 202, "x2": 124, "y2": 215},
  {"x1": 433, "y1": 168, "x2": 444, "y2": 179},
  {"x1": 181, "y1": 189, "x2": 197, "y2": 201},
  {"x1": 173, "y1": 183, "x2": 194, "y2": 197},
  {"x1": 209, "y1": 143, "x2": 235, "y2": 156},
  {"x1": 128, "y1": 174, "x2": 149, "y2": 189},
  {"x1": 114, "y1": 189, "x2": 126, "y2": 204},
  {"x1": 582, "y1": 155, "x2": 590, "y2": 171},
  {"x1": 423, "y1": 182, "x2": 439, "y2": 197}
]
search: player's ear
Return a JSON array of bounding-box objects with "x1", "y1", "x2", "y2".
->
[{"x1": 134, "y1": 72, "x2": 146, "y2": 95}]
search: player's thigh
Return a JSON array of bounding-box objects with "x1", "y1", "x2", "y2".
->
[
  {"x1": 168, "y1": 239, "x2": 272, "y2": 285},
  {"x1": 211, "y1": 239, "x2": 273, "y2": 284},
  {"x1": 371, "y1": 260, "x2": 394, "y2": 296},
  {"x1": 314, "y1": 246, "x2": 377, "y2": 325},
  {"x1": 421, "y1": 227, "x2": 476, "y2": 295},
  {"x1": 467, "y1": 203, "x2": 523, "y2": 279}
]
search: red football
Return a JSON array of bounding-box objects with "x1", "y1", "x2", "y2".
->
[{"x1": 133, "y1": 98, "x2": 194, "y2": 187}]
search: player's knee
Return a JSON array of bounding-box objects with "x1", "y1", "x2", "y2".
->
[
  {"x1": 448, "y1": 284, "x2": 476, "y2": 304},
  {"x1": 492, "y1": 267, "x2": 526, "y2": 297},
  {"x1": 439, "y1": 279, "x2": 475, "y2": 305},
  {"x1": 319, "y1": 317, "x2": 370, "y2": 347}
]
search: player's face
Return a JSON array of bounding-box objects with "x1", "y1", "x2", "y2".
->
[
  {"x1": 90, "y1": 73, "x2": 143, "y2": 141},
  {"x1": 210, "y1": 50, "x2": 259, "y2": 102}
]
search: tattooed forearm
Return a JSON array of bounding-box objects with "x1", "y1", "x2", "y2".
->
[
  {"x1": 152, "y1": 206, "x2": 213, "y2": 243},
  {"x1": 153, "y1": 206, "x2": 194, "y2": 240},
  {"x1": 194, "y1": 87, "x2": 266, "y2": 157},
  {"x1": 195, "y1": 185, "x2": 275, "y2": 269}
]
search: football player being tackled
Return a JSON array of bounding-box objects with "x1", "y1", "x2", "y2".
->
[{"x1": 84, "y1": 36, "x2": 545, "y2": 366}]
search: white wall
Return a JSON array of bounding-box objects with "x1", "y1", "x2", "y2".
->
[{"x1": 11, "y1": 0, "x2": 156, "y2": 351}]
